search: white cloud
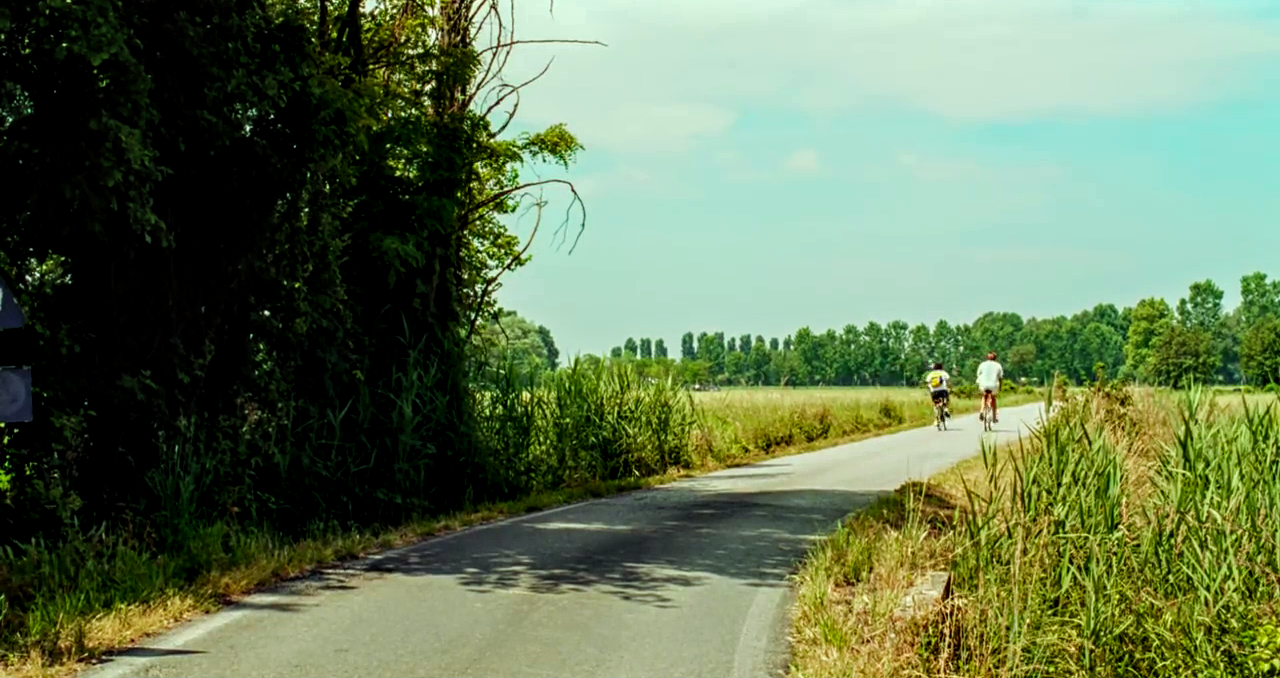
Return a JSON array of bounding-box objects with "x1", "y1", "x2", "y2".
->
[
  {"x1": 499, "y1": 0, "x2": 1280, "y2": 150},
  {"x1": 783, "y1": 148, "x2": 822, "y2": 173}
]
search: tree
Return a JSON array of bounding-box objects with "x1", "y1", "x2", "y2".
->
[
  {"x1": 837, "y1": 324, "x2": 861, "y2": 385},
  {"x1": 1178, "y1": 280, "x2": 1224, "y2": 334},
  {"x1": 1174, "y1": 279, "x2": 1228, "y2": 383},
  {"x1": 1004, "y1": 344, "x2": 1034, "y2": 381},
  {"x1": 654, "y1": 338, "x2": 668, "y2": 359},
  {"x1": 862, "y1": 322, "x2": 889, "y2": 384},
  {"x1": 750, "y1": 335, "x2": 770, "y2": 385},
  {"x1": 725, "y1": 351, "x2": 747, "y2": 384},
  {"x1": 1220, "y1": 308, "x2": 1244, "y2": 384},
  {"x1": 2, "y1": 0, "x2": 593, "y2": 545},
  {"x1": 739, "y1": 334, "x2": 752, "y2": 355},
  {"x1": 610, "y1": 346, "x2": 624, "y2": 359},
  {"x1": 681, "y1": 332, "x2": 696, "y2": 360},
  {"x1": 1123, "y1": 297, "x2": 1174, "y2": 383},
  {"x1": 623, "y1": 337, "x2": 638, "y2": 359},
  {"x1": 639, "y1": 337, "x2": 653, "y2": 360},
  {"x1": 1241, "y1": 272, "x2": 1280, "y2": 329},
  {"x1": 1241, "y1": 318, "x2": 1280, "y2": 386},
  {"x1": 932, "y1": 320, "x2": 960, "y2": 376},
  {"x1": 1147, "y1": 320, "x2": 1218, "y2": 388},
  {"x1": 773, "y1": 349, "x2": 803, "y2": 387},
  {"x1": 770, "y1": 337, "x2": 781, "y2": 353},
  {"x1": 470, "y1": 310, "x2": 555, "y2": 376},
  {"x1": 711, "y1": 331, "x2": 727, "y2": 375},
  {"x1": 1079, "y1": 322, "x2": 1124, "y2": 384},
  {"x1": 697, "y1": 332, "x2": 726, "y2": 376},
  {"x1": 907, "y1": 323, "x2": 933, "y2": 378},
  {"x1": 535, "y1": 325, "x2": 560, "y2": 371},
  {"x1": 886, "y1": 320, "x2": 911, "y2": 385},
  {"x1": 679, "y1": 359, "x2": 712, "y2": 386},
  {"x1": 968, "y1": 311, "x2": 1024, "y2": 375},
  {"x1": 727, "y1": 337, "x2": 737, "y2": 354},
  {"x1": 792, "y1": 327, "x2": 819, "y2": 385}
]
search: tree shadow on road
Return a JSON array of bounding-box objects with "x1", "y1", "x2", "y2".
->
[{"x1": 268, "y1": 486, "x2": 890, "y2": 609}]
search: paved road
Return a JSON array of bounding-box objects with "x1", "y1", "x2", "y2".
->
[{"x1": 81, "y1": 402, "x2": 1045, "y2": 678}]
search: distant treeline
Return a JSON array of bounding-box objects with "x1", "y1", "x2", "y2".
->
[{"x1": 596, "y1": 272, "x2": 1280, "y2": 388}]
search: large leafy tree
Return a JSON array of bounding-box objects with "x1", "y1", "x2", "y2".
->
[
  {"x1": 1148, "y1": 320, "x2": 1218, "y2": 388},
  {"x1": 535, "y1": 324, "x2": 560, "y2": 370},
  {"x1": 2, "y1": 0, "x2": 591, "y2": 542},
  {"x1": 469, "y1": 309, "x2": 558, "y2": 376},
  {"x1": 1123, "y1": 297, "x2": 1174, "y2": 383},
  {"x1": 1241, "y1": 272, "x2": 1280, "y2": 329},
  {"x1": 1241, "y1": 318, "x2": 1280, "y2": 386}
]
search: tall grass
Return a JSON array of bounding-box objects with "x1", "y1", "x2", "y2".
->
[
  {"x1": 933, "y1": 387, "x2": 1280, "y2": 677},
  {"x1": 795, "y1": 386, "x2": 1280, "y2": 678},
  {"x1": 1, "y1": 360, "x2": 1025, "y2": 669}
]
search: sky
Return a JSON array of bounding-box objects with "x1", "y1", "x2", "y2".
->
[{"x1": 490, "y1": 0, "x2": 1280, "y2": 358}]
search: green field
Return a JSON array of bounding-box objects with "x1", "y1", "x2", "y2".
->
[{"x1": 692, "y1": 385, "x2": 1013, "y2": 462}]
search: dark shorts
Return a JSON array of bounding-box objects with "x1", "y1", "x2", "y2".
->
[{"x1": 930, "y1": 389, "x2": 949, "y2": 403}]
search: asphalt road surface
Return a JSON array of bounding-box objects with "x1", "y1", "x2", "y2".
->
[{"x1": 80, "y1": 402, "x2": 1045, "y2": 678}]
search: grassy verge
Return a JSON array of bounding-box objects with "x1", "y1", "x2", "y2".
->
[
  {"x1": 791, "y1": 385, "x2": 1280, "y2": 678},
  {"x1": 4, "y1": 383, "x2": 1039, "y2": 678}
]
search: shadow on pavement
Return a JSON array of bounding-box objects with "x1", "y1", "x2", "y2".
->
[{"x1": 263, "y1": 486, "x2": 890, "y2": 609}]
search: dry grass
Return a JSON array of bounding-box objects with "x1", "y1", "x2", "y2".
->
[{"x1": 790, "y1": 480, "x2": 963, "y2": 678}]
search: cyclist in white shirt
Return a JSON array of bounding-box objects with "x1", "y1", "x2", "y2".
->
[{"x1": 975, "y1": 351, "x2": 1004, "y2": 423}]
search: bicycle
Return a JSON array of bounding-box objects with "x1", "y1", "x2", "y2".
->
[
  {"x1": 979, "y1": 389, "x2": 994, "y2": 431},
  {"x1": 933, "y1": 395, "x2": 948, "y2": 431}
]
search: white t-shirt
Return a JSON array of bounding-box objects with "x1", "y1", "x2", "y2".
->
[{"x1": 976, "y1": 360, "x2": 1004, "y2": 390}]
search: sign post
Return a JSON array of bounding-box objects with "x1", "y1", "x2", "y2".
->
[{"x1": 0, "y1": 273, "x2": 33, "y2": 423}]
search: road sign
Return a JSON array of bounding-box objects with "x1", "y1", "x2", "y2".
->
[
  {"x1": 0, "y1": 274, "x2": 24, "y2": 329},
  {"x1": 0, "y1": 271, "x2": 32, "y2": 422},
  {"x1": 0, "y1": 368, "x2": 31, "y2": 422}
]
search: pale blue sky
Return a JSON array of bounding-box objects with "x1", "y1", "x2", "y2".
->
[{"x1": 493, "y1": 0, "x2": 1280, "y2": 358}]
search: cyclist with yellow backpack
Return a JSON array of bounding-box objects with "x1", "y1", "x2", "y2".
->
[{"x1": 925, "y1": 362, "x2": 951, "y2": 419}]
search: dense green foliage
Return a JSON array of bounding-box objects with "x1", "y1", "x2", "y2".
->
[
  {"x1": 608, "y1": 273, "x2": 1280, "y2": 389},
  {"x1": 0, "y1": 0, "x2": 588, "y2": 644}
]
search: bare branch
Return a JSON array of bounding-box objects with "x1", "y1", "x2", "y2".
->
[
  {"x1": 469, "y1": 0, "x2": 505, "y2": 106},
  {"x1": 464, "y1": 197, "x2": 547, "y2": 342},
  {"x1": 480, "y1": 58, "x2": 551, "y2": 120},
  {"x1": 551, "y1": 182, "x2": 586, "y2": 254},
  {"x1": 491, "y1": 86, "x2": 521, "y2": 137},
  {"x1": 464, "y1": 177, "x2": 564, "y2": 219},
  {"x1": 477, "y1": 38, "x2": 606, "y2": 57}
]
